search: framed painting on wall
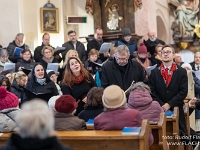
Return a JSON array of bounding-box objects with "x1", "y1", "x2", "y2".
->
[{"x1": 40, "y1": 8, "x2": 59, "y2": 33}]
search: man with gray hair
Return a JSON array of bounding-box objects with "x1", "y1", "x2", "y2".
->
[
  {"x1": 7, "y1": 33, "x2": 29, "y2": 63},
  {"x1": 0, "y1": 99, "x2": 72, "y2": 150},
  {"x1": 190, "y1": 52, "x2": 200, "y2": 71},
  {"x1": 101, "y1": 45, "x2": 145, "y2": 91}
]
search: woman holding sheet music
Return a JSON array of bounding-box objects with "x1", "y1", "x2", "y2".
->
[
  {"x1": 39, "y1": 46, "x2": 58, "y2": 70},
  {"x1": 25, "y1": 63, "x2": 58, "y2": 102},
  {"x1": 0, "y1": 49, "x2": 12, "y2": 73},
  {"x1": 61, "y1": 57, "x2": 96, "y2": 116},
  {"x1": 15, "y1": 49, "x2": 36, "y2": 72}
]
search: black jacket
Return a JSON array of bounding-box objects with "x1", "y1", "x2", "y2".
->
[
  {"x1": 78, "y1": 106, "x2": 103, "y2": 122},
  {"x1": 144, "y1": 38, "x2": 165, "y2": 55},
  {"x1": 101, "y1": 58, "x2": 146, "y2": 91},
  {"x1": 61, "y1": 76, "x2": 96, "y2": 115},
  {"x1": 11, "y1": 81, "x2": 26, "y2": 104},
  {"x1": 62, "y1": 41, "x2": 86, "y2": 63},
  {"x1": 87, "y1": 39, "x2": 107, "y2": 62},
  {"x1": 190, "y1": 61, "x2": 196, "y2": 71},
  {"x1": 84, "y1": 59, "x2": 102, "y2": 75},
  {"x1": 0, "y1": 133, "x2": 71, "y2": 150},
  {"x1": 7, "y1": 41, "x2": 29, "y2": 63},
  {"x1": 34, "y1": 43, "x2": 54, "y2": 62},
  {"x1": 15, "y1": 58, "x2": 36, "y2": 72},
  {"x1": 149, "y1": 65, "x2": 188, "y2": 134}
]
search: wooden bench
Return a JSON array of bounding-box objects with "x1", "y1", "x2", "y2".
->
[
  {"x1": 184, "y1": 103, "x2": 191, "y2": 150},
  {"x1": 0, "y1": 120, "x2": 150, "y2": 150},
  {"x1": 149, "y1": 112, "x2": 168, "y2": 150},
  {"x1": 166, "y1": 107, "x2": 184, "y2": 150}
]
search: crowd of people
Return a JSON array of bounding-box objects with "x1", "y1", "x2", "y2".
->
[{"x1": 0, "y1": 27, "x2": 200, "y2": 149}]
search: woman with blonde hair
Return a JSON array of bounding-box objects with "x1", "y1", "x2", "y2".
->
[
  {"x1": 61, "y1": 57, "x2": 96, "y2": 115},
  {"x1": 11, "y1": 71, "x2": 27, "y2": 104}
]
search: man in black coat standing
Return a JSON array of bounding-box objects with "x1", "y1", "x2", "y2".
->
[
  {"x1": 87, "y1": 27, "x2": 109, "y2": 62},
  {"x1": 149, "y1": 44, "x2": 188, "y2": 142},
  {"x1": 101, "y1": 45, "x2": 145, "y2": 92},
  {"x1": 190, "y1": 52, "x2": 200, "y2": 71},
  {"x1": 62, "y1": 30, "x2": 86, "y2": 63}
]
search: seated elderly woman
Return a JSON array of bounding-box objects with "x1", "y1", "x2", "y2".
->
[
  {"x1": 0, "y1": 49, "x2": 12, "y2": 73},
  {"x1": 94, "y1": 85, "x2": 154, "y2": 145},
  {"x1": 127, "y1": 82, "x2": 163, "y2": 122},
  {"x1": 0, "y1": 99, "x2": 71, "y2": 150},
  {"x1": 78, "y1": 87, "x2": 104, "y2": 122},
  {"x1": 0, "y1": 87, "x2": 20, "y2": 132}
]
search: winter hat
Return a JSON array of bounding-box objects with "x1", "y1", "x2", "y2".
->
[
  {"x1": 138, "y1": 43, "x2": 147, "y2": 54},
  {"x1": 48, "y1": 95, "x2": 61, "y2": 111},
  {"x1": 122, "y1": 28, "x2": 132, "y2": 37},
  {"x1": 46, "y1": 70, "x2": 55, "y2": 78},
  {"x1": 102, "y1": 85, "x2": 126, "y2": 108},
  {"x1": 181, "y1": 63, "x2": 192, "y2": 71},
  {"x1": 0, "y1": 87, "x2": 19, "y2": 110},
  {"x1": 55, "y1": 95, "x2": 78, "y2": 113}
]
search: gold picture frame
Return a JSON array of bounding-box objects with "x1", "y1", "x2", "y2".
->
[{"x1": 40, "y1": 8, "x2": 59, "y2": 33}]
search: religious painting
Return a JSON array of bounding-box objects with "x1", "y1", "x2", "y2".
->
[{"x1": 40, "y1": 8, "x2": 59, "y2": 33}]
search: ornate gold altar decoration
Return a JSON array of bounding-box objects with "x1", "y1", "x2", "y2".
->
[
  {"x1": 85, "y1": 0, "x2": 93, "y2": 15},
  {"x1": 179, "y1": 42, "x2": 190, "y2": 49},
  {"x1": 194, "y1": 21, "x2": 200, "y2": 38},
  {"x1": 134, "y1": 0, "x2": 142, "y2": 11}
]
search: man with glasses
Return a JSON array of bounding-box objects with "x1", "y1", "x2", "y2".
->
[
  {"x1": 7, "y1": 33, "x2": 29, "y2": 63},
  {"x1": 101, "y1": 45, "x2": 145, "y2": 92},
  {"x1": 62, "y1": 30, "x2": 86, "y2": 63},
  {"x1": 149, "y1": 44, "x2": 188, "y2": 145}
]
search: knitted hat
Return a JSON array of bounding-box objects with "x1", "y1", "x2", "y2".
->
[
  {"x1": 0, "y1": 87, "x2": 19, "y2": 110},
  {"x1": 181, "y1": 63, "x2": 192, "y2": 70},
  {"x1": 102, "y1": 85, "x2": 126, "y2": 108},
  {"x1": 138, "y1": 43, "x2": 147, "y2": 54},
  {"x1": 122, "y1": 28, "x2": 132, "y2": 37},
  {"x1": 46, "y1": 70, "x2": 55, "y2": 78},
  {"x1": 48, "y1": 95, "x2": 61, "y2": 111},
  {"x1": 55, "y1": 95, "x2": 78, "y2": 113}
]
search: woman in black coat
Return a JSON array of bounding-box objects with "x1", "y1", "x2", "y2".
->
[
  {"x1": 25, "y1": 63, "x2": 58, "y2": 102},
  {"x1": 11, "y1": 71, "x2": 27, "y2": 104},
  {"x1": 61, "y1": 57, "x2": 96, "y2": 115},
  {"x1": 15, "y1": 49, "x2": 36, "y2": 72},
  {"x1": 78, "y1": 87, "x2": 104, "y2": 122}
]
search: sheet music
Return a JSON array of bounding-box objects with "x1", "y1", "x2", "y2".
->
[
  {"x1": 193, "y1": 70, "x2": 200, "y2": 79},
  {"x1": 99, "y1": 43, "x2": 112, "y2": 53},
  {"x1": 146, "y1": 64, "x2": 157, "y2": 75},
  {"x1": 4, "y1": 63, "x2": 15, "y2": 71},
  {"x1": 47, "y1": 63, "x2": 59, "y2": 73}
]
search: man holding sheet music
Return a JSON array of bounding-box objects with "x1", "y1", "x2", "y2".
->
[
  {"x1": 62, "y1": 30, "x2": 86, "y2": 63},
  {"x1": 7, "y1": 33, "x2": 29, "y2": 63},
  {"x1": 149, "y1": 44, "x2": 188, "y2": 140},
  {"x1": 87, "y1": 27, "x2": 109, "y2": 62}
]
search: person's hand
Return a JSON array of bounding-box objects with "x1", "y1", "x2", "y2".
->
[
  {"x1": 162, "y1": 103, "x2": 170, "y2": 111},
  {"x1": 82, "y1": 97, "x2": 87, "y2": 103},
  {"x1": 104, "y1": 52, "x2": 110, "y2": 57},
  {"x1": 55, "y1": 72, "x2": 60, "y2": 76},
  {"x1": 18, "y1": 66, "x2": 23, "y2": 71},
  {"x1": 189, "y1": 97, "x2": 196, "y2": 108}
]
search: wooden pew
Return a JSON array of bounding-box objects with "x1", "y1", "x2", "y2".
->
[
  {"x1": 56, "y1": 119, "x2": 150, "y2": 150},
  {"x1": 166, "y1": 107, "x2": 184, "y2": 150},
  {"x1": 149, "y1": 112, "x2": 168, "y2": 150},
  {"x1": 0, "y1": 120, "x2": 150, "y2": 150},
  {"x1": 184, "y1": 103, "x2": 191, "y2": 150}
]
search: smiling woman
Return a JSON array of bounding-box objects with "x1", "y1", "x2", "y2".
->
[{"x1": 61, "y1": 57, "x2": 96, "y2": 116}]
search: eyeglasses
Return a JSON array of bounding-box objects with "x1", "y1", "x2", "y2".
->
[
  {"x1": 161, "y1": 51, "x2": 172, "y2": 55},
  {"x1": 115, "y1": 56, "x2": 128, "y2": 61}
]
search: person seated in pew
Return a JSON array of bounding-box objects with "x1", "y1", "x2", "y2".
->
[
  {"x1": 61, "y1": 57, "x2": 96, "y2": 116},
  {"x1": 0, "y1": 49, "x2": 12, "y2": 73},
  {"x1": 0, "y1": 75, "x2": 11, "y2": 91},
  {"x1": 78, "y1": 87, "x2": 104, "y2": 122},
  {"x1": 0, "y1": 87, "x2": 20, "y2": 132},
  {"x1": 94, "y1": 85, "x2": 154, "y2": 146},
  {"x1": 48, "y1": 95, "x2": 61, "y2": 113},
  {"x1": 0, "y1": 99, "x2": 72, "y2": 150},
  {"x1": 54, "y1": 95, "x2": 86, "y2": 131},
  {"x1": 15, "y1": 49, "x2": 36, "y2": 72},
  {"x1": 127, "y1": 82, "x2": 163, "y2": 122},
  {"x1": 0, "y1": 70, "x2": 13, "y2": 85}
]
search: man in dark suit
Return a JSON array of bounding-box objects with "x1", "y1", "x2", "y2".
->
[
  {"x1": 190, "y1": 52, "x2": 200, "y2": 71},
  {"x1": 87, "y1": 27, "x2": 109, "y2": 62},
  {"x1": 101, "y1": 45, "x2": 145, "y2": 91},
  {"x1": 149, "y1": 44, "x2": 188, "y2": 141},
  {"x1": 62, "y1": 30, "x2": 86, "y2": 63}
]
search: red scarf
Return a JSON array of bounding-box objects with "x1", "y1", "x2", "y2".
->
[
  {"x1": 160, "y1": 62, "x2": 177, "y2": 86},
  {"x1": 74, "y1": 74, "x2": 84, "y2": 84}
]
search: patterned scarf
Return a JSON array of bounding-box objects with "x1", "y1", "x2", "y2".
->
[
  {"x1": 160, "y1": 62, "x2": 177, "y2": 87},
  {"x1": 74, "y1": 74, "x2": 84, "y2": 84}
]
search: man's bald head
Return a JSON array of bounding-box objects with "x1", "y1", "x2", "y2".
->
[{"x1": 148, "y1": 29, "x2": 156, "y2": 41}]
